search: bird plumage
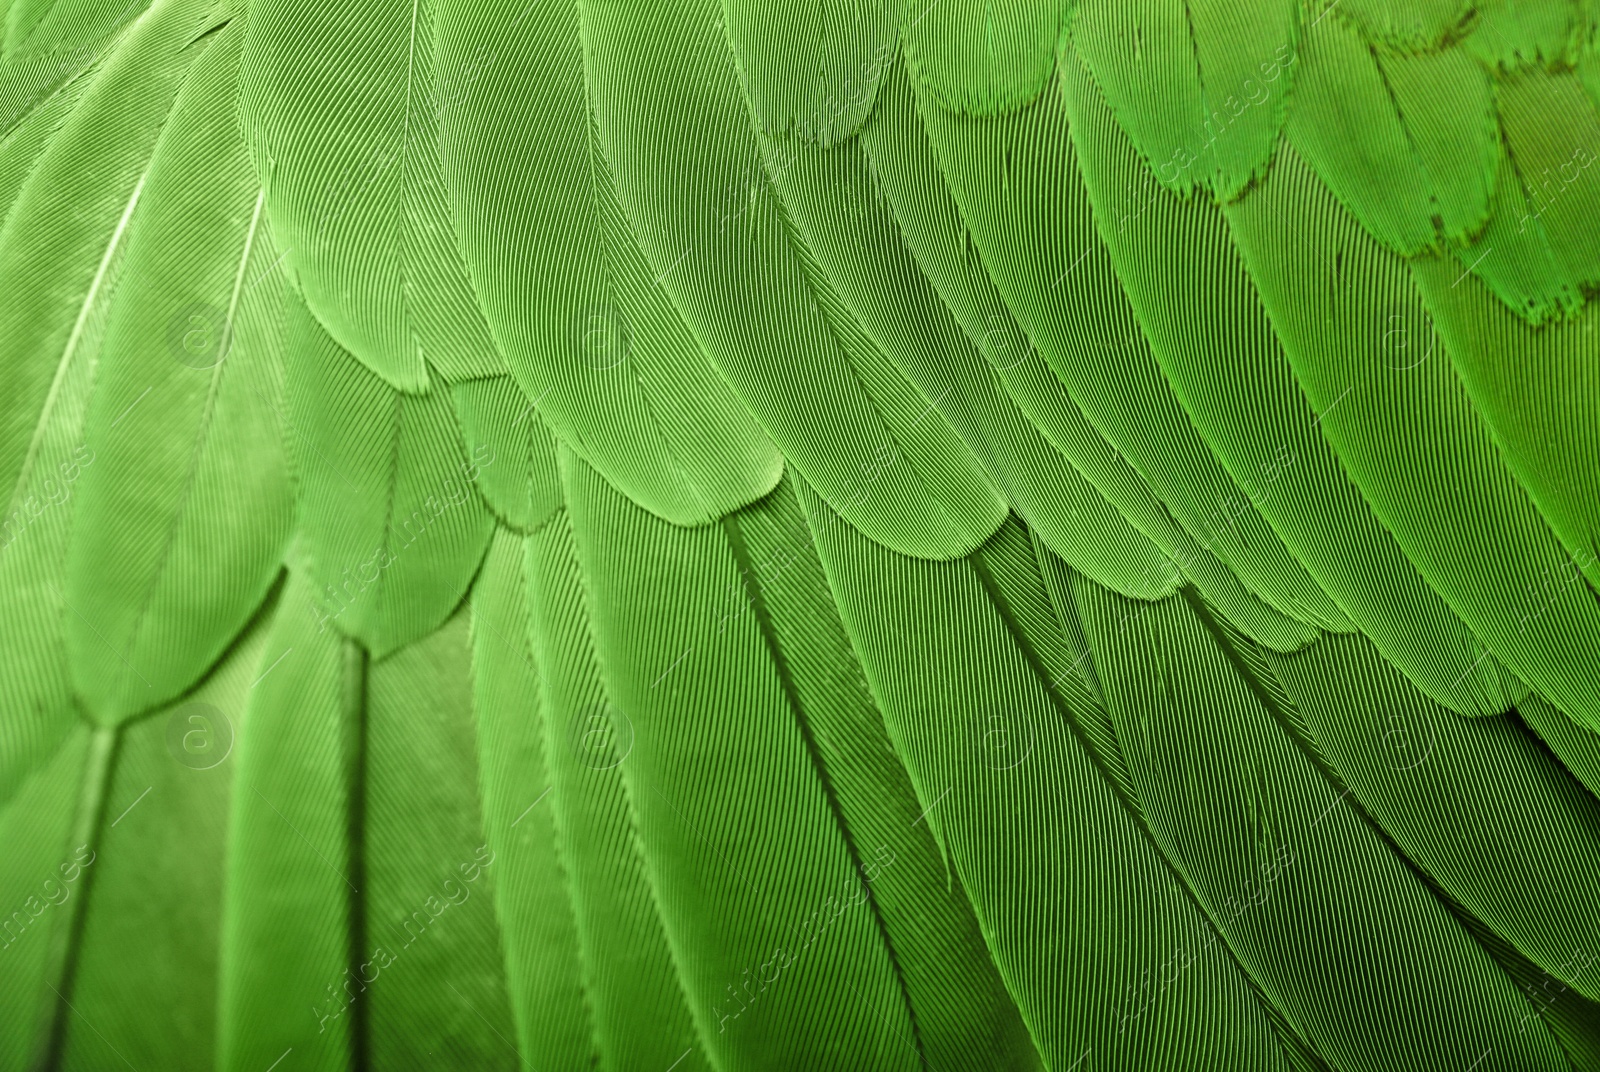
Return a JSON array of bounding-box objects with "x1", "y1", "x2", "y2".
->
[{"x1": 2, "y1": 0, "x2": 1599, "y2": 1068}]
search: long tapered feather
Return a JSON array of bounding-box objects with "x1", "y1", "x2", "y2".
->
[{"x1": 7, "y1": 1, "x2": 1600, "y2": 1068}]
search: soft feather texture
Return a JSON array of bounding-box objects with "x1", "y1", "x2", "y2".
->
[{"x1": 4, "y1": 0, "x2": 1600, "y2": 1069}]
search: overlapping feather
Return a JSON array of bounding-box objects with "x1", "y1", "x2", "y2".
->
[{"x1": 3, "y1": 0, "x2": 1600, "y2": 1069}]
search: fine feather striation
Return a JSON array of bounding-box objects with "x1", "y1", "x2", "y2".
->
[
  {"x1": 4, "y1": 0, "x2": 150, "y2": 58},
  {"x1": 0, "y1": 0, "x2": 224, "y2": 786},
  {"x1": 281, "y1": 291, "x2": 493, "y2": 658},
  {"x1": 448, "y1": 375, "x2": 563, "y2": 535},
  {"x1": 0, "y1": 725, "x2": 95, "y2": 1071},
  {"x1": 1222, "y1": 136, "x2": 1600, "y2": 731},
  {"x1": 218, "y1": 570, "x2": 358, "y2": 1072},
  {"x1": 565, "y1": 447, "x2": 1039, "y2": 1069},
  {"x1": 900, "y1": 0, "x2": 1064, "y2": 116},
  {"x1": 902, "y1": 53, "x2": 1343, "y2": 648},
  {"x1": 1069, "y1": 0, "x2": 1299, "y2": 200},
  {"x1": 1, "y1": 1, "x2": 1600, "y2": 1069},
  {"x1": 434, "y1": 0, "x2": 785, "y2": 527},
  {"x1": 803, "y1": 481, "x2": 1298, "y2": 1071},
  {"x1": 65, "y1": 17, "x2": 290, "y2": 724},
  {"x1": 526, "y1": 505, "x2": 712, "y2": 1072},
  {"x1": 721, "y1": 0, "x2": 896, "y2": 145},
  {"x1": 470, "y1": 529, "x2": 595, "y2": 1071},
  {"x1": 581, "y1": 0, "x2": 1008, "y2": 559},
  {"x1": 732, "y1": 41, "x2": 1193, "y2": 609},
  {"x1": 362, "y1": 603, "x2": 518, "y2": 1068},
  {"x1": 238, "y1": 0, "x2": 503, "y2": 391},
  {"x1": 57, "y1": 595, "x2": 271, "y2": 1072},
  {"x1": 1061, "y1": 41, "x2": 1546, "y2": 719},
  {"x1": 861, "y1": 55, "x2": 1337, "y2": 652},
  {"x1": 1074, "y1": 576, "x2": 1566, "y2": 1072},
  {"x1": 1266, "y1": 631, "x2": 1600, "y2": 1015}
]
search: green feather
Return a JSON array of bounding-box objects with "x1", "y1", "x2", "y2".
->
[
  {"x1": 239, "y1": 0, "x2": 503, "y2": 390},
  {"x1": 362, "y1": 602, "x2": 517, "y2": 1068},
  {"x1": 281, "y1": 292, "x2": 493, "y2": 657},
  {"x1": 218, "y1": 570, "x2": 357, "y2": 1072},
  {"x1": 526, "y1": 503, "x2": 709, "y2": 1071},
  {"x1": 434, "y1": 0, "x2": 784, "y2": 525},
  {"x1": 8, "y1": 1, "x2": 1600, "y2": 1067},
  {"x1": 804, "y1": 485, "x2": 1294, "y2": 1070},
  {"x1": 469, "y1": 529, "x2": 594, "y2": 1070},
  {"x1": 65, "y1": 18, "x2": 289, "y2": 722},
  {"x1": 61, "y1": 599, "x2": 268, "y2": 1071}
]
